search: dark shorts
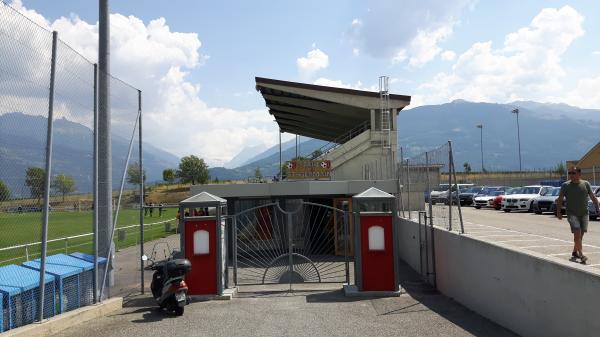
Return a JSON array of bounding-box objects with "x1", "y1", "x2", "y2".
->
[{"x1": 567, "y1": 215, "x2": 588, "y2": 233}]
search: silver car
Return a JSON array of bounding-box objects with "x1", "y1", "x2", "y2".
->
[
  {"x1": 532, "y1": 187, "x2": 560, "y2": 214},
  {"x1": 588, "y1": 186, "x2": 600, "y2": 220}
]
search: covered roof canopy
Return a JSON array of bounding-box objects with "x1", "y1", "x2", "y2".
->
[{"x1": 256, "y1": 77, "x2": 411, "y2": 142}]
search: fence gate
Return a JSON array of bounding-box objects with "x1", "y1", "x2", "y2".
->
[{"x1": 233, "y1": 201, "x2": 351, "y2": 287}]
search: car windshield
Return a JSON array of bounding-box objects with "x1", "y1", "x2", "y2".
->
[
  {"x1": 521, "y1": 187, "x2": 541, "y2": 194},
  {"x1": 507, "y1": 188, "x2": 522, "y2": 194},
  {"x1": 492, "y1": 190, "x2": 504, "y2": 196},
  {"x1": 479, "y1": 187, "x2": 498, "y2": 195},
  {"x1": 549, "y1": 188, "x2": 561, "y2": 196},
  {"x1": 462, "y1": 186, "x2": 482, "y2": 193}
]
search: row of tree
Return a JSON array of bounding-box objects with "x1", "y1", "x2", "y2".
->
[
  {"x1": 0, "y1": 155, "x2": 213, "y2": 203},
  {"x1": 0, "y1": 167, "x2": 76, "y2": 203}
]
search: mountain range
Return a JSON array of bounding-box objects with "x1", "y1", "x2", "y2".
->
[
  {"x1": 2, "y1": 100, "x2": 599, "y2": 193},
  {"x1": 0, "y1": 112, "x2": 179, "y2": 197},
  {"x1": 207, "y1": 100, "x2": 600, "y2": 179}
]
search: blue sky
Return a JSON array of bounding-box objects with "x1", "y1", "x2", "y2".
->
[{"x1": 11, "y1": 0, "x2": 600, "y2": 165}]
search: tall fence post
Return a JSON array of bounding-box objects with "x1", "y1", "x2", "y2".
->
[
  {"x1": 138, "y1": 90, "x2": 144, "y2": 294},
  {"x1": 449, "y1": 141, "x2": 464, "y2": 233},
  {"x1": 406, "y1": 159, "x2": 411, "y2": 219},
  {"x1": 426, "y1": 152, "x2": 433, "y2": 227},
  {"x1": 287, "y1": 212, "x2": 293, "y2": 292},
  {"x1": 93, "y1": 63, "x2": 99, "y2": 304},
  {"x1": 38, "y1": 30, "x2": 58, "y2": 322},
  {"x1": 448, "y1": 141, "x2": 452, "y2": 231}
]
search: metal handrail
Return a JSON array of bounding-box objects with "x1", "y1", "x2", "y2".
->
[
  {"x1": 304, "y1": 120, "x2": 371, "y2": 159},
  {"x1": 0, "y1": 218, "x2": 175, "y2": 253}
]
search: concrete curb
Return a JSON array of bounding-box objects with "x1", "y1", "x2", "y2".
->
[
  {"x1": 189, "y1": 287, "x2": 238, "y2": 302},
  {"x1": 343, "y1": 284, "x2": 402, "y2": 297},
  {"x1": 2, "y1": 297, "x2": 123, "y2": 337}
]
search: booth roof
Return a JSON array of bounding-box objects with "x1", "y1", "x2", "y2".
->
[
  {"x1": 180, "y1": 191, "x2": 227, "y2": 205},
  {"x1": 353, "y1": 187, "x2": 395, "y2": 199},
  {"x1": 255, "y1": 77, "x2": 411, "y2": 142}
]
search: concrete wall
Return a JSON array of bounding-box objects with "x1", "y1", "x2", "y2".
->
[{"x1": 397, "y1": 218, "x2": 600, "y2": 337}]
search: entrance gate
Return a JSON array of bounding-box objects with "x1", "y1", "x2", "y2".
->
[{"x1": 232, "y1": 201, "x2": 352, "y2": 287}]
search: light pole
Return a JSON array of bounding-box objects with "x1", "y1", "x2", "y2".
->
[
  {"x1": 476, "y1": 124, "x2": 484, "y2": 172},
  {"x1": 512, "y1": 108, "x2": 522, "y2": 171}
]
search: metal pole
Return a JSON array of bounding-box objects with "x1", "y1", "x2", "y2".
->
[
  {"x1": 279, "y1": 131, "x2": 282, "y2": 180},
  {"x1": 449, "y1": 141, "x2": 464, "y2": 233},
  {"x1": 138, "y1": 90, "x2": 144, "y2": 294},
  {"x1": 92, "y1": 63, "x2": 99, "y2": 303},
  {"x1": 426, "y1": 152, "x2": 433, "y2": 227},
  {"x1": 513, "y1": 108, "x2": 522, "y2": 171},
  {"x1": 287, "y1": 213, "x2": 293, "y2": 292},
  {"x1": 233, "y1": 215, "x2": 238, "y2": 286},
  {"x1": 448, "y1": 141, "x2": 452, "y2": 231},
  {"x1": 98, "y1": 0, "x2": 113, "y2": 300},
  {"x1": 343, "y1": 211, "x2": 349, "y2": 285},
  {"x1": 478, "y1": 125, "x2": 484, "y2": 172},
  {"x1": 406, "y1": 159, "x2": 411, "y2": 219},
  {"x1": 38, "y1": 30, "x2": 58, "y2": 322}
]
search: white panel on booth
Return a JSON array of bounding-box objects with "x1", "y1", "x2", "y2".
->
[
  {"x1": 368, "y1": 226, "x2": 385, "y2": 251},
  {"x1": 194, "y1": 230, "x2": 210, "y2": 255}
]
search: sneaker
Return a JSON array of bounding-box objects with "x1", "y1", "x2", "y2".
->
[
  {"x1": 580, "y1": 255, "x2": 588, "y2": 264},
  {"x1": 572, "y1": 251, "x2": 579, "y2": 258}
]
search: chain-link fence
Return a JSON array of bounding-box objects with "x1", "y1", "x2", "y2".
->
[
  {"x1": 398, "y1": 142, "x2": 464, "y2": 233},
  {"x1": 0, "y1": 2, "x2": 147, "y2": 330}
]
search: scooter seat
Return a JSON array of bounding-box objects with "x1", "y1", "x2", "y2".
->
[{"x1": 166, "y1": 258, "x2": 192, "y2": 276}]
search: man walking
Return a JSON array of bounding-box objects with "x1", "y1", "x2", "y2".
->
[{"x1": 557, "y1": 167, "x2": 599, "y2": 263}]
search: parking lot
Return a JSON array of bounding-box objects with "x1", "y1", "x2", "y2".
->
[{"x1": 457, "y1": 205, "x2": 600, "y2": 272}]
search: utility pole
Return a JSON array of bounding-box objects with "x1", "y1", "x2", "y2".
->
[
  {"x1": 98, "y1": 0, "x2": 113, "y2": 298},
  {"x1": 512, "y1": 108, "x2": 522, "y2": 171},
  {"x1": 476, "y1": 124, "x2": 484, "y2": 172}
]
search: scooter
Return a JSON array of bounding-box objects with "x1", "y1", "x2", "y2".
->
[{"x1": 143, "y1": 252, "x2": 192, "y2": 316}]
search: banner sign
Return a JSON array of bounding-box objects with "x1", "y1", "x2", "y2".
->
[{"x1": 286, "y1": 160, "x2": 331, "y2": 180}]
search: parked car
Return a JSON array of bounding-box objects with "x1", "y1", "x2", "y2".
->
[
  {"x1": 532, "y1": 187, "x2": 560, "y2": 214},
  {"x1": 493, "y1": 187, "x2": 520, "y2": 210},
  {"x1": 588, "y1": 186, "x2": 600, "y2": 220},
  {"x1": 474, "y1": 187, "x2": 509, "y2": 209},
  {"x1": 429, "y1": 183, "x2": 474, "y2": 204},
  {"x1": 456, "y1": 186, "x2": 484, "y2": 206},
  {"x1": 501, "y1": 185, "x2": 554, "y2": 212}
]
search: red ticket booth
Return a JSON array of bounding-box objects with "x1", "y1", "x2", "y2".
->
[
  {"x1": 179, "y1": 192, "x2": 228, "y2": 296},
  {"x1": 353, "y1": 187, "x2": 399, "y2": 292}
]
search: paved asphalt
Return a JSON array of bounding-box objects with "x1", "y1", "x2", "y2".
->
[
  {"x1": 459, "y1": 205, "x2": 600, "y2": 271},
  {"x1": 55, "y1": 260, "x2": 518, "y2": 337}
]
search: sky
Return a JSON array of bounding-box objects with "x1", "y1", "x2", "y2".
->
[{"x1": 6, "y1": 0, "x2": 600, "y2": 166}]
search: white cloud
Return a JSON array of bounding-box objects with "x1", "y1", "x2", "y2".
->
[
  {"x1": 415, "y1": 6, "x2": 586, "y2": 106},
  {"x1": 407, "y1": 23, "x2": 454, "y2": 67},
  {"x1": 441, "y1": 50, "x2": 456, "y2": 61},
  {"x1": 313, "y1": 78, "x2": 381, "y2": 92},
  {"x1": 352, "y1": 48, "x2": 360, "y2": 56},
  {"x1": 2, "y1": 1, "x2": 278, "y2": 166},
  {"x1": 346, "y1": 0, "x2": 473, "y2": 65},
  {"x1": 592, "y1": 51, "x2": 600, "y2": 56},
  {"x1": 296, "y1": 48, "x2": 329, "y2": 78},
  {"x1": 564, "y1": 76, "x2": 600, "y2": 108}
]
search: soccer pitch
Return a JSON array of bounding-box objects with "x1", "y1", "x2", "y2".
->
[{"x1": 0, "y1": 208, "x2": 177, "y2": 265}]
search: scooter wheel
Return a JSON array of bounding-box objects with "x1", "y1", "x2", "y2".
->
[{"x1": 174, "y1": 306, "x2": 184, "y2": 316}]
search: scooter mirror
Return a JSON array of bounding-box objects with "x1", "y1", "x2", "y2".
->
[{"x1": 141, "y1": 255, "x2": 148, "y2": 261}]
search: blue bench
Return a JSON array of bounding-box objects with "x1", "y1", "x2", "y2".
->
[
  {"x1": 23, "y1": 254, "x2": 93, "y2": 313},
  {"x1": 0, "y1": 265, "x2": 55, "y2": 332}
]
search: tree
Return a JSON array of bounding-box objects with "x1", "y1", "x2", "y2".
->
[
  {"x1": 162, "y1": 168, "x2": 177, "y2": 185},
  {"x1": 127, "y1": 162, "x2": 146, "y2": 185},
  {"x1": 25, "y1": 167, "x2": 45, "y2": 202},
  {"x1": 254, "y1": 167, "x2": 263, "y2": 180},
  {"x1": 554, "y1": 162, "x2": 566, "y2": 176},
  {"x1": 463, "y1": 162, "x2": 472, "y2": 173},
  {"x1": 177, "y1": 155, "x2": 209, "y2": 185},
  {"x1": 310, "y1": 149, "x2": 323, "y2": 160},
  {"x1": 51, "y1": 174, "x2": 76, "y2": 201},
  {"x1": 0, "y1": 179, "x2": 11, "y2": 202}
]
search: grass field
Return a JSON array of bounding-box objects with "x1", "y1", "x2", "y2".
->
[{"x1": 0, "y1": 208, "x2": 178, "y2": 266}]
